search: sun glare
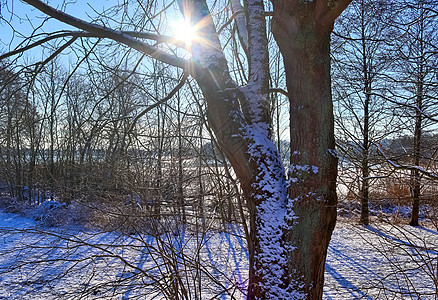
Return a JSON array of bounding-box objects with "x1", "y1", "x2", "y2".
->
[{"x1": 173, "y1": 19, "x2": 198, "y2": 46}]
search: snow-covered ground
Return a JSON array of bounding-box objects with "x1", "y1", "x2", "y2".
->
[
  {"x1": 0, "y1": 210, "x2": 437, "y2": 299},
  {"x1": 324, "y1": 222, "x2": 437, "y2": 299}
]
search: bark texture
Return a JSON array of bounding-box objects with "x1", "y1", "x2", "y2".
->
[
  {"x1": 21, "y1": 0, "x2": 351, "y2": 298},
  {"x1": 271, "y1": 0, "x2": 350, "y2": 298},
  {"x1": 410, "y1": 77, "x2": 423, "y2": 227},
  {"x1": 184, "y1": 2, "x2": 291, "y2": 298}
]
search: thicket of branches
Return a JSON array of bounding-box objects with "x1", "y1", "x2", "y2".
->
[
  {"x1": 0, "y1": 0, "x2": 437, "y2": 299},
  {"x1": 332, "y1": 0, "x2": 438, "y2": 225},
  {"x1": 1, "y1": 0, "x2": 436, "y2": 227}
]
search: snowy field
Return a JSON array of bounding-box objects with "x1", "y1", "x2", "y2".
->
[{"x1": 0, "y1": 210, "x2": 437, "y2": 299}]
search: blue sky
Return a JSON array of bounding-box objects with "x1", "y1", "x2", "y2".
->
[
  {"x1": 1, "y1": 1, "x2": 94, "y2": 52},
  {"x1": 0, "y1": 0, "x2": 183, "y2": 58}
]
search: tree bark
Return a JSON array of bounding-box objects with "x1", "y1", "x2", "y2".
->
[
  {"x1": 359, "y1": 4, "x2": 371, "y2": 225},
  {"x1": 17, "y1": 0, "x2": 351, "y2": 298},
  {"x1": 271, "y1": 1, "x2": 348, "y2": 298},
  {"x1": 410, "y1": 8, "x2": 425, "y2": 227},
  {"x1": 410, "y1": 75, "x2": 423, "y2": 227},
  {"x1": 360, "y1": 90, "x2": 370, "y2": 226}
]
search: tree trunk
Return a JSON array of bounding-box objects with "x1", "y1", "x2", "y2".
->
[
  {"x1": 410, "y1": 115, "x2": 421, "y2": 226},
  {"x1": 410, "y1": 13, "x2": 425, "y2": 227},
  {"x1": 19, "y1": 1, "x2": 350, "y2": 298},
  {"x1": 177, "y1": 89, "x2": 186, "y2": 223},
  {"x1": 360, "y1": 91, "x2": 370, "y2": 226},
  {"x1": 271, "y1": 2, "x2": 343, "y2": 298},
  {"x1": 359, "y1": 5, "x2": 371, "y2": 225},
  {"x1": 410, "y1": 77, "x2": 423, "y2": 227},
  {"x1": 188, "y1": 1, "x2": 348, "y2": 297}
]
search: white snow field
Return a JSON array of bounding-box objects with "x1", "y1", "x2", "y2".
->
[{"x1": 0, "y1": 210, "x2": 437, "y2": 299}]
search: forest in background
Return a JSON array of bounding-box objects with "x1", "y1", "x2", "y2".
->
[
  {"x1": 1, "y1": 0, "x2": 437, "y2": 227},
  {"x1": 0, "y1": 0, "x2": 437, "y2": 298}
]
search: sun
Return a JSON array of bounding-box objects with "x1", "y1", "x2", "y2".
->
[{"x1": 173, "y1": 19, "x2": 198, "y2": 46}]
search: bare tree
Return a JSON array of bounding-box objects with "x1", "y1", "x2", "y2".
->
[
  {"x1": 332, "y1": 0, "x2": 397, "y2": 225},
  {"x1": 1, "y1": 0, "x2": 351, "y2": 298},
  {"x1": 390, "y1": 0, "x2": 438, "y2": 226}
]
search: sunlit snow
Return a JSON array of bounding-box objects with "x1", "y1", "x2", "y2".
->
[{"x1": 0, "y1": 210, "x2": 436, "y2": 299}]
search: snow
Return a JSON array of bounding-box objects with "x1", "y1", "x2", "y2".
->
[
  {"x1": 230, "y1": 0, "x2": 248, "y2": 49},
  {"x1": 244, "y1": 122, "x2": 294, "y2": 298},
  {"x1": 289, "y1": 164, "x2": 319, "y2": 175},
  {"x1": 324, "y1": 222, "x2": 438, "y2": 299},
  {"x1": 377, "y1": 144, "x2": 438, "y2": 179},
  {"x1": 0, "y1": 210, "x2": 437, "y2": 299},
  {"x1": 327, "y1": 148, "x2": 338, "y2": 158}
]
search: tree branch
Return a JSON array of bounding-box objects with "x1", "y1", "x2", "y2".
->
[
  {"x1": 1, "y1": 32, "x2": 86, "y2": 61},
  {"x1": 230, "y1": 0, "x2": 248, "y2": 53},
  {"x1": 367, "y1": 92, "x2": 438, "y2": 123},
  {"x1": 376, "y1": 143, "x2": 438, "y2": 180},
  {"x1": 128, "y1": 71, "x2": 189, "y2": 136},
  {"x1": 269, "y1": 88, "x2": 288, "y2": 97},
  {"x1": 0, "y1": 30, "x2": 189, "y2": 61},
  {"x1": 317, "y1": 0, "x2": 353, "y2": 27},
  {"x1": 21, "y1": 0, "x2": 189, "y2": 69}
]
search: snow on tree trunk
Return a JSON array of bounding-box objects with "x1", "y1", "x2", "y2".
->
[
  {"x1": 187, "y1": 0, "x2": 351, "y2": 298},
  {"x1": 182, "y1": 1, "x2": 294, "y2": 297},
  {"x1": 20, "y1": 0, "x2": 350, "y2": 298}
]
